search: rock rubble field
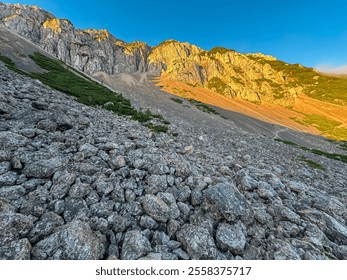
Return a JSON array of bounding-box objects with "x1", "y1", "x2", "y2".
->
[{"x1": 0, "y1": 62, "x2": 347, "y2": 260}]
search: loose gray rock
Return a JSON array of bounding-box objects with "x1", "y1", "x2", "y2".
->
[
  {"x1": 142, "y1": 194, "x2": 170, "y2": 223},
  {"x1": 23, "y1": 158, "x2": 65, "y2": 178},
  {"x1": 216, "y1": 222, "x2": 247, "y2": 254},
  {"x1": 120, "y1": 230, "x2": 152, "y2": 260},
  {"x1": 0, "y1": 238, "x2": 31, "y2": 260},
  {"x1": 63, "y1": 198, "x2": 89, "y2": 222},
  {"x1": 176, "y1": 225, "x2": 217, "y2": 259},
  {"x1": 29, "y1": 212, "x2": 65, "y2": 243},
  {"x1": 108, "y1": 155, "x2": 126, "y2": 170},
  {"x1": 51, "y1": 170, "x2": 76, "y2": 199},
  {"x1": 0, "y1": 171, "x2": 19, "y2": 187},
  {"x1": 203, "y1": 182, "x2": 251, "y2": 222},
  {"x1": 0, "y1": 131, "x2": 28, "y2": 151},
  {"x1": 0, "y1": 213, "x2": 36, "y2": 244},
  {"x1": 301, "y1": 209, "x2": 347, "y2": 245},
  {"x1": 31, "y1": 220, "x2": 105, "y2": 259}
]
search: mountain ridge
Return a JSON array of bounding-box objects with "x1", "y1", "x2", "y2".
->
[{"x1": 1, "y1": 2, "x2": 347, "y2": 140}]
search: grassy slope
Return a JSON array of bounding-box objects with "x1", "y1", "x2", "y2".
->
[{"x1": 0, "y1": 52, "x2": 169, "y2": 133}]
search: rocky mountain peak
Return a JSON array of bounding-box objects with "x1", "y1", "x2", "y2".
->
[{"x1": 83, "y1": 29, "x2": 110, "y2": 42}]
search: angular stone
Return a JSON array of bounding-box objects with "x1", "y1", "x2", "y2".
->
[
  {"x1": 301, "y1": 209, "x2": 347, "y2": 245},
  {"x1": 142, "y1": 194, "x2": 170, "y2": 223},
  {"x1": 51, "y1": 170, "x2": 76, "y2": 199},
  {"x1": 63, "y1": 197, "x2": 89, "y2": 222},
  {"x1": 0, "y1": 171, "x2": 19, "y2": 186},
  {"x1": 173, "y1": 248, "x2": 190, "y2": 260},
  {"x1": 0, "y1": 161, "x2": 10, "y2": 175},
  {"x1": 29, "y1": 212, "x2": 65, "y2": 243},
  {"x1": 90, "y1": 201, "x2": 114, "y2": 218},
  {"x1": 31, "y1": 220, "x2": 105, "y2": 259},
  {"x1": 0, "y1": 213, "x2": 36, "y2": 244},
  {"x1": 140, "y1": 215, "x2": 157, "y2": 229},
  {"x1": 0, "y1": 238, "x2": 31, "y2": 260},
  {"x1": 23, "y1": 157, "x2": 64, "y2": 178},
  {"x1": 120, "y1": 230, "x2": 151, "y2": 260},
  {"x1": 31, "y1": 101, "x2": 48, "y2": 110},
  {"x1": 146, "y1": 175, "x2": 168, "y2": 194},
  {"x1": 69, "y1": 179, "x2": 91, "y2": 198},
  {"x1": 270, "y1": 240, "x2": 301, "y2": 260},
  {"x1": 79, "y1": 143, "x2": 98, "y2": 158},
  {"x1": 0, "y1": 185, "x2": 25, "y2": 200},
  {"x1": 267, "y1": 203, "x2": 301, "y2": 224},
  {"x1": 55, "y1": 114, "x2": 74, "y2": 131},
  {"x1": 20, "y1": 186, "x2": 49, "y2": 217},
  {"x1": 176, "y1": 225, "x2": 217, "y2": 259},
  {"x1": 148, "y1": 163, "x2": 170, "y2": 175},
  {"x1": 0, "y1": 131, "x2": 28, "y2": 151},
  {"x1": 203, "y1": 182, "x2": 250, "y2": 222},
  {"x1": 216, "y1": 222, "x2": 247, "y2": 254},
  {"x1": 108, "y1": 155, "x2": 126, "y2": 170},
  {"x1": 37, "y1": 119, "x2": 57, "y2": 132}
]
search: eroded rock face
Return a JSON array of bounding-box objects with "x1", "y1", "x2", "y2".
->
[{"x1": 0, "y1": 59, "x2": 347, "y2": 260}]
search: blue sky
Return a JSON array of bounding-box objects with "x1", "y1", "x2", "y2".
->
[{"x1": 4, "y1": 0, "x2": 347, "y2": 72}]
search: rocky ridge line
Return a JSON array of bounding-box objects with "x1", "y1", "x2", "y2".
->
[{"x1": 0, "y1": 2, "x2": 305, "y2": 105}]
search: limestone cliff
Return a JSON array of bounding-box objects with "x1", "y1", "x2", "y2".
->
[{"x1": 0, "y1": 2, "x2": 325, "y2": 106}]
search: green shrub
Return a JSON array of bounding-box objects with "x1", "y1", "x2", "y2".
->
[
  {"x1": 299, "y1": 156, "x2": 326, "y2": 171},
  {"x1": 170, "y1": 98, "x2": 183, "y2": 104},
  {"x1": 1, "y1": 53, "x2": 171, "y2": 133}
]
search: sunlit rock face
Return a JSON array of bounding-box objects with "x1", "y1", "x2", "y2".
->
[{"x1": 0, "y1": 2, "x2": 303, "y2": 105}]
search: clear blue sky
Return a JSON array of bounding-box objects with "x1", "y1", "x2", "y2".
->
[{"x1": 4, "y1": 0, "x2": 347, "y2": 71}]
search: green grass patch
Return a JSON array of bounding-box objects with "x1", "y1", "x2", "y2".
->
[
  {"x1": 2, "y1": 52, "x2": 170, "y2": 133},
  {"x1": 206, "y1": 77, "x2": 229, "y2": 95},
  {"x1": 275, "y1": 138, "x2": 347, "y2": 164},
  {"x1": 187, "y1": 99, "x2": 220, "y2": 115},
  {"x1": 209, "y1": 47, "x2": 231, "y2": 55},
  {"x1": 298, "y1": 156, "x2": 326, "y2": 171},
  {"x1": 291, "y1": 114, "x2": 347, "y2": 140},
  {"x1": 340, "y1": 142, "x2": 347, "y2": 151},
  {"x1": 248, "y1": 56, "x2": 347, "y2": 105},
  {"x1": 170, "y1": 98, "x2": 184, "y2": 104},
  {"x1": 0, "y1": 54, "x2": 27, "y2": 75},
  {"x1": 145, "y1": 124, "x2": 168, "y2": 133}
]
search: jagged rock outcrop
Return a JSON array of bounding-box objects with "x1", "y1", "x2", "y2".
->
[
  {"x1": 1, "y1": 59, "x2": 347, "y2": 260},
  {"x1": 0, "y1": 2, "x2": 152, "y2": 74},
  {"x1": 0, "y1": 2, "x2": 305, "y2": 105}
]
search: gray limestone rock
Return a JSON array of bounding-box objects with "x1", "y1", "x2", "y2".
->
[
  {"x1": 23, "y1": 157, "x2": 65, "y2": 178},
  {"x1": 0, "y1": 171, "x2": 19, "y2": 186},
  {"x1": 142, "y1": 194, "x2": 170, "y2": 223},
  {"x1": 0, "y1": 131, "x2": 28, "y2": 151},
  {"x1": 63, "y1": 197, "x2": 89, "y2": 222},
  {"x1": 301, "y1": 209, "x2": 347, "y2": 245},
  {"x1": 216, "y1": 222, "x2": 247, "y2": 254},
  {"x1": 31, "y1": 220, "x2": 105, "y2": 259},
  {"x1": 203, "y1": 182, "x2": 251, "y2": 222},
  {"x1": 29, "y1": 212, "x2": 65, "y2": 243},
  {"x1": 51, "y1": 170, "x2": 76, "y2": 199},
  {"x1": 0, "y1": 239, "x2": 32, "y2": 260},
  {"x1": 0, "y1": 213, "x2": 36, "y2": 244},
  {"x1": 176, "y1": 225, "x2": 217, "y2": 259},
  {"x1": 120, "y1": 230, "x2": 152, "y2": 260}
]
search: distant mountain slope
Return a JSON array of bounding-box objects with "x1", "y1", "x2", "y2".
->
[{"x1": 1, "y1": 2, "x2": 347, "y2": 140}]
